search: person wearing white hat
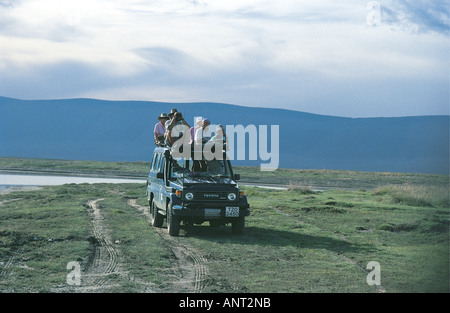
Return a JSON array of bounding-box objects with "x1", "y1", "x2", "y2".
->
[
  {"x1": 190, "y1": 116, "x2": 203, "y2": 144},
  {"x1": 194, "y1": 118, "x2": 211, "y2": 144},
  {"x1": 154, "y1": 113, "x2": 169, "y2": 146}
]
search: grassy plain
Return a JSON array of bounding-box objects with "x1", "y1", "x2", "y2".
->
[
  {"x1": 0, "y1": 157, "x2": 447, "y2": 189},
  {"x1": 0, "y1": 158, "x2": 448, "y2": 292}
]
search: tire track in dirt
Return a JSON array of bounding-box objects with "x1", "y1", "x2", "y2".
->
[
  {"x1": 44, "y1": 198, "x2": 119, "y2": 292},
  {"x1": 0, "y1": 254, "x2": 15, "y2": 279},
  {"x1": 52, "y1": 199, "x2": 156, "y2": 292},
  {"x1": 80, "y1": 198, "x2": 122, "y2": 291},
  {"x1": 127, "y1": 199, "x2": 209, "y2": 293}
]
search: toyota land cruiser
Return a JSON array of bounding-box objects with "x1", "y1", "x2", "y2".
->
[{"x1": 146, "y1": 146, "x2": 250, "y2": 236}]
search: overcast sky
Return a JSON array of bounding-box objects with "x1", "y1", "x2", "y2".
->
[{"x1": 0, "y1": 0, "x2": 448, "y2": 117}]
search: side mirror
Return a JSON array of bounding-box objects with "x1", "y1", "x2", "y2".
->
[
  {"x1": 234, "y1": 174, "x2": 240, "y2": 181},
  {"x1": 157, "y1": 172, "x2": 164, "y2": 179}
]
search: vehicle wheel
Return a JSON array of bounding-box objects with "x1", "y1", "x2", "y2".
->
[
  {"x1": 231, "y1": 217, "x2": 245, "y2": 235},
  {"x1": 151, "y1": 199, "x2": 164, "y2": 227},
  {"x1": 167, "y1": 203, "x2": 180, "y2": 236}
]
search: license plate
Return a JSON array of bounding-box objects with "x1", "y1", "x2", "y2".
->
[
  {"x1": 205, "y1": 209, "x2": 221, "y2": 217},
  {"x1": 226, "y1": 207, "x2": 240, "y2": 217}
]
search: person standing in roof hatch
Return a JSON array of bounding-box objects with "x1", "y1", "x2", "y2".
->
[
  {"x1": 194, "y1": 118, "x2": 211, "y2": 144},
  {"x1": 165, "y1": 108, "x2": 191, "y2": 147},
  {"x1": 154, "y1": 113, "x2": 169, "y2": 146},
  {"x1": 190, "y1": 116, "x2": 203, "y2": 144}
]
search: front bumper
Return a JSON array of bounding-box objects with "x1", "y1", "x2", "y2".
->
[{"x1": 172, "y1": 201, "x2": 250, "y2": 219}]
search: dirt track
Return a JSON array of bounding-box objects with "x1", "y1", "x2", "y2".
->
[
  {"x1": 53, "y1": 198, "x2": 210, "y2": 292},
  {"x1": 52, "y1": 199, "x2": 157, "y2": 292},
  {"x1": 0, "y1": 182, "x2": 210, "y2": 293},
  {"x1": 127, "y1": 199, "x2": 209, "y2": 293}
]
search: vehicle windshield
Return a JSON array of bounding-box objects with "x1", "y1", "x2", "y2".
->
[
  {"x1": 169, "y1": 158, "x2": 189, "y2": 179},
  {"x1": 169, "y1": 157, "x2": 231, "y2": 179}
]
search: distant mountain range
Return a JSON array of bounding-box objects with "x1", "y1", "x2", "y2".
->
[{"x1": 0, "y1": 96, "x2": 448, "y2": 174}]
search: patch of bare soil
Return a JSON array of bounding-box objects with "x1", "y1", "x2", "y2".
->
[{"x1": 127, "y1": 199, "x2": 210, "y2": 293}]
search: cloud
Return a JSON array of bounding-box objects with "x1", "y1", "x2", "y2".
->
[
  {"x1": 0, "y1": 0, "x2": 15, "y2": 8},
  {"x1": 382, "y1": 0, "x2": 450, "y2": 34},
  {"x1": 0, "y1": 0, "x2": 448, "y2": 117}
]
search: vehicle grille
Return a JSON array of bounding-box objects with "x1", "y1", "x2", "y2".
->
[{"x1": 192, "y1": 191, "x2": 229, "y2": 201}]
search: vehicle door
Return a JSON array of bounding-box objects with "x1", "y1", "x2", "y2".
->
[
  {"x1": 156, "y1": 154, "x2": 166, "y2": 208},
  {"x1": 148, "y1": 152, "x2": 160, "y2": 202}
]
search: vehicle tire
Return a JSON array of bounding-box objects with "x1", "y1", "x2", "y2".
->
[
  {"x1": 231, "y1": 217, "x2": 245, "y2": 235},
  {"x1": 151, "y1": 199, "x2": 164, "y2": 228},
  {"x1": 167, "y1": 203, "x2": 180, "y2": 236}
]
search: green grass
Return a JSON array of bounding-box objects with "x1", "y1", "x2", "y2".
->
[
  {"x1": 1, "y1": 183, "x2": 448, "y2": 293},
  {"x1": 373, "y1": 184, "x2": 449, "y2": 208},
  {"x1": 98, "y1": 194, "x2": 175, "y2": 290},
  {"x1": 0, "y1": 157, "x2": 448, "y2": 292},
  {"x1": 0, "y1": 184, "x2": 449, "y2": 292},
  {"x1": 1, "y1": 157, "x2": 447, "y2": 189},
  {"x1": 0, "y1": 157, "x2": 149, "y2": 178},
  {"x1": 233, "y1": 166, "x2": 448, "y2": 189},
  {"x1": 0, "y1": 183, "x2": 173, "y2": 292},
  {"x1": 179, "y1": 185, "x2": 449, "y2": 292}
]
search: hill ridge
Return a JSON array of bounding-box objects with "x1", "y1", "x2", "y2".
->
[{"x1": 0, "y1": 97, "x2": 448, "y2": 174}]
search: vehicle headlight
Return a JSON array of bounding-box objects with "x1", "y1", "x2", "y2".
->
[
  {"x1": 228, "y1": 193, "x2": 237, "y2": 201},
  {"x1": 185, "y1": 192, "x2": 194, "y2": 200}
]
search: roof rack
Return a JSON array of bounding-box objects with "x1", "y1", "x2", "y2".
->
[{"x1": 167, "y1": 142, "x2": 229, "y2": 160}]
